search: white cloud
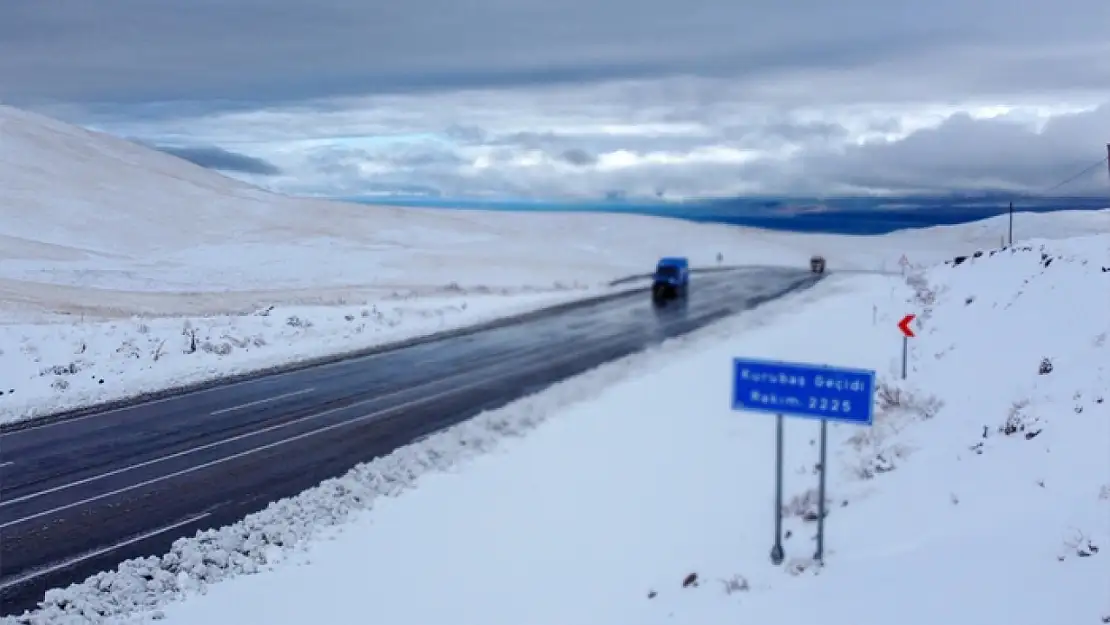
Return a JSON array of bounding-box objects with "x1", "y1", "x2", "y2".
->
[{"x1": 84, "y1": 77, "x2": 1110, "y2": 200}]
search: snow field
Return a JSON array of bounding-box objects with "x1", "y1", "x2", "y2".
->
[{"x1": 125, "y1": 234, "x2": 1109, "y2": 625}]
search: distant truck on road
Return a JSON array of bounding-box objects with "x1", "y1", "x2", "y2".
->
[
  {"x1": 651, "y1": 257, "x2": 689, "y2": 304},
  {"x1": 810, "y1": 255, "x2": 826, "y2": 274}
]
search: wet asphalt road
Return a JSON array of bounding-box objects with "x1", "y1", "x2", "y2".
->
[{"x1": 0, "y1": 267, "x2": 822, "y2": 615}]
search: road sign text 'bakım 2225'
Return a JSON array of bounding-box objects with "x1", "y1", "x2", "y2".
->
[{"x1": 731, "y1": 358, "x2": 876, "y2": 425}]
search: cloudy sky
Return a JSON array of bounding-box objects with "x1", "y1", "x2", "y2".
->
[{"x1": 3, "y1": 0, "x2": 1110, "y2": 200}]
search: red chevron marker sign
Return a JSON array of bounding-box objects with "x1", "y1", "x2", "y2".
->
[{"x1": 898, "y1": 314, "x2": 916, "y2": 338}]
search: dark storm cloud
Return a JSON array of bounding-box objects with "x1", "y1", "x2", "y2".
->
[
  {"x1": 560, "y1": 149, "x2": 597, "y2": 167},
  {"x1": 745, "y1": 122, "x2": 850, "y2": 145},
  {"x1": 2, "y1": 0, "x2": 1109, "y2": 110},
  {"x1": 308, "y1": 144, "x2": 467, "y2": 170},
  {"x1": 794, "y1": 105, "x2": 1110, "y2": 195},
  {"x1": 154, "y1": 145, "x2": 282, "y2": 175}
]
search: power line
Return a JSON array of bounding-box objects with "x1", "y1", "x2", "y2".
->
[{"x1": 1043, "y1": 156, "x2": 1109, "y2": 193}]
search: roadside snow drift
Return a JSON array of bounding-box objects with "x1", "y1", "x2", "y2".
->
[
  {"x1": 8, "y1": 228, "x2": 1107, "y2": 625},
  {"x1": 0, "y1": 291, "x2": 602, "y2": 423}
]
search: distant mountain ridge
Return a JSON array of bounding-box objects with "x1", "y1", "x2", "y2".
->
[{"x1": 345, "y1": 194, "x2": 1110, "y2": 235}]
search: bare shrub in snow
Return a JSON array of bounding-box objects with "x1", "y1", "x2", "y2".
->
[
  {"x1": 201, "y1": 341, "x2": 233, "y2": 356},
  {"x1": 1059, "y1": 529, "x2": 1100, "y2": 561},
  {"x1": 846, "y1": 380, "x2": 937, "y2": 480},
  {"x1": 1038, "y1": 357, "x2": 1054, "y2": 375},
  {"x1": 285, "y1": 315, "x2": 313, "y2": 329},
  {"x1": 784, "y1": 557, "x2": 820, "y2": 576},
  {"x1": 877, "y1": 382, "x2": 904, "y2": 411},
  {"x1": 1000, "y1": 400, "x2": 1043, "y2": 438},
  {"x1": 854, "y1": 444, "x2": 914, "y2": 480},
  {"x1": 1099, "y1": 484, "x2": 1110, "y2": 501},
  {"x1": 181, "y1": 324, "x2": 198, "y2": 354},
  {"x1": 40, "y1": 362, "x2": 81, "y2": 377},
  {"x1": 221, "y1": 334, "x2": 250, "y2": 349},
  {"x1": 905, "y1": 271, "x2": 936, "y2": 307},
  {"x1": 116, "y1": 340, "x2": 142, "y2": 359},
  {"x1": 51, "y1": 378, "x2": 69, "y2": 391},
  {"x1": 720, "y1": 574, "x2": 749, "y2": 595},
  {"x1": 782, "y1": 488, "x2": 828, "y2": 521},
  {"x1": 681, "y1": 572, "x2": 699, "y2": 588},
  {"x1": 152, "y1": 340, "x2": 166, "y2": 362},
  {"x1": 874, "y1": 381, "x2": 943, "y2": 421}
]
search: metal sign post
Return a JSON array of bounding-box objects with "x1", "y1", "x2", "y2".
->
[
  {"x1": 898, "y1": 314, "x2": 916, "y2": 380},
  {"x1": 815, "y1": 418, "x2": 829, "y2": 561},
  {"x1": 771, "y1": 413, "x2": 785, "y2": 565},
  {"x1": 732, "y1": 357, "x2": 876, "y2": 566}
]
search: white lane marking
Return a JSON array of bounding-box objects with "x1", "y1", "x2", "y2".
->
[
  {"x1": 209, "y1": 388, "x2": 316, "y2": 416},
  {"x1": 0, "y1": 341, "x2": 556, "y2": 512},
  {"x1": 0, "y1": 461, "x2": 12, "y2": 468},
  {"x1": 0, "y1": 370, "x2": 501, "y2": 530},
  {"x1": 0, "y1": 351, "x2": 392, "y2": 436},
  {"x1": 0, "y1": 289, "x2": 643, "y2": 436},
  {"x1": 1, "y1": 336, "x2": 632, "y2": 530},
  {"x1": 0, "y1": 512, "x2": 211, "y2": 591}
]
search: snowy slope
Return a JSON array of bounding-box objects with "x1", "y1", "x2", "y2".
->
[
  {"x1": 2, "y1": 103, "x2": 1107, "y2": 319},
  {"x1": 0, "y1": 104, "x2": 801, "y2": 314},
  {"x1": 9, "y1": 226, "x2": 1107, "y2": 625}
]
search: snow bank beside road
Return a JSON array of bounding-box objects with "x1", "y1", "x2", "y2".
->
[
  {"x1": 104, "y1": 234, "x2": 1108, "y2": 625},
  {"x1": 0, "y1": 289, "x2": 606, "y2": 425}
]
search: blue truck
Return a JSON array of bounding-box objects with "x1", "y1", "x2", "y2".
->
[{"x1": 651, "y1": 256, "x2": 690, "y2": 304}]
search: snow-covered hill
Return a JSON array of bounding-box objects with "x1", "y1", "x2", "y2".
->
[
  {"x1": 2, "y1": 103, "x2": 1107, "y2": 320},
  {"x1": 10, "y1": 218, "x2": 1107, "y2": 625},
  {"x1": 0, "y1": 104, "x2": 811, "y2": 316}
]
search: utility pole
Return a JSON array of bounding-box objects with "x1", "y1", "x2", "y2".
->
[{"x1": 1008, "y1": 201, "x2": 1013, "y2": 247}]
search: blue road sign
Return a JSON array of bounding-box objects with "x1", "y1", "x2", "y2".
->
[{"x1": 732, "y1": 357, "x2": 876, "y2": 425}]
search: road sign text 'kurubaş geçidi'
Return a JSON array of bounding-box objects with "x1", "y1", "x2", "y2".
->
[
  {"x1": 731, "y1": 357, "x2": 876, "y2": 568},
  {"x1": 731, "y1": 358, "x2": 875, "y2": 425}
]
